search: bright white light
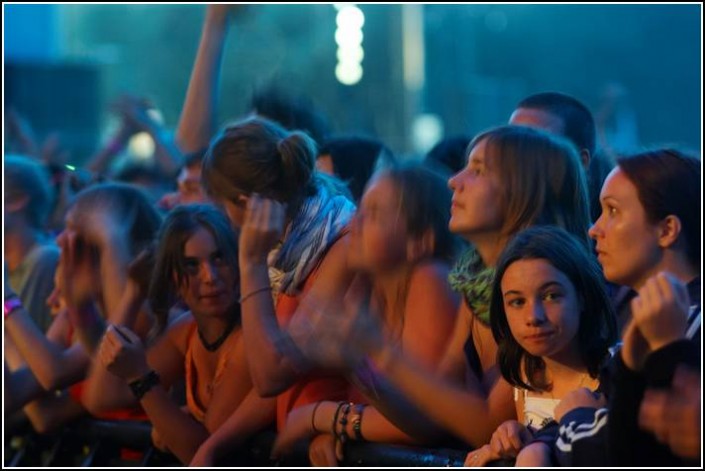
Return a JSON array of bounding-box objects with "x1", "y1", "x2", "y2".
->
[
  {"x1": 146, "y1": 108, "x2": 164, "y2": 125},
  {"x1": 333, "y1": 3, "x2": 347, "y2": 11},
  {"x1": 335, "y1": 62, "x2": 363, "y2": 86},
  {"x1": 337, "y1": 44, "x2": 364, "y2": 63},
  {"x1": 128, "y1": 132, "x2": 155, "y2": 159},
  {"x1": 335, "y1": 28, "x2": 363, "y2": 48},
  {"x1": 336, "y1": 6, "x2": 364, "y2": 31},
  {"x1": 412, "y1": 114, "x2": 444, "y2": 154}
]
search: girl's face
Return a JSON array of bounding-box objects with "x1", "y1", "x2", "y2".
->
[
  {"x1": 177, "y1": 227, "x2": 238, "y2": 318},
  {"x1": 348, "y1": 176, "x2": 410, "y2": 273},
  {"x1": 501, "y1": 258, "x2": 581, "y2": 362},
  {"x1": 589, "y1": 167, "x2": 662, "y2": 290},
  {"x1": 447, "y1": 139, "x2": 504, "y2": 240}
]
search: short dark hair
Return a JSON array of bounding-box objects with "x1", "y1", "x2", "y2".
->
[
  {"x1": 617, "y1": 149, "x2": 701, "y2": 271},
  {"x1": 490, "y1": 226, "x2": 617, "y2": 392},
  {"x1": 148, "y1": 204, "x2": 240, "y2": 334},
  {"x1": 423, "y1": 135, "x2": 472, "y2": 176},
  {"x1": 518, "y1": 92, "x2": 596, "y2": 156},
  {"x1": 249, "y1": 86, "x2": 330, "y2": 145},
  {"x1": 319, "y1": 135, "x2": 395, "y2": 202}
]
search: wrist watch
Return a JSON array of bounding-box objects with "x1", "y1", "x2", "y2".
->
[{"x1": 128, "y1": 370, "x2": 161, "y2": 400}]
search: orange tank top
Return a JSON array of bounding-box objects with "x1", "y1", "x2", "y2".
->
[
  {"x1": 275, "y1": 269, "x2": 349, "y2": 430},
  {"x1": 184, "y1": 322, "x2": 238, "y2": 424}
]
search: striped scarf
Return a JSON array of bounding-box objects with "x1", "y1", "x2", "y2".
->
[{"x1": 270, "y1": 184, "x2": 356, "y2": 297}]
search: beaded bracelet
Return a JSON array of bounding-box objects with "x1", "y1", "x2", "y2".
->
[
  {"x1": 331, "y1": 401, "x2": 346, "y2": 437},
  {"x1": 337, "y1": 402, "x2": 354, "y2": 445},
  {"x1": 350, "y1": 404, "x2": 367, "y2": 441}
]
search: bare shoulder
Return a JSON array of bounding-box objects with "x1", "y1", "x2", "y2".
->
[
  {"x1": 307, "y1": 232, "x2": 354, "y2": 296},
  {"x1": 406, "y1": 259, "x2": 458, "y2": 310},
  {"x1": 409, "y1": 260, "x2": 452, "y2": 289}
]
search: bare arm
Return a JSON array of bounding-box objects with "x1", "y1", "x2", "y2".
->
[
  {"x1": 175, "y1": 5, "x2": 233, "y2": 153},
  {"x1": 191, "y1": 389, "x2": 277, "y2": 466},
  {"x1": 84, "y1": 122, "x2": 134, "y2": 175},
  {"x1": 353, "y1": 262, "x2": 461, "y2": 444},
  {"x1": 5, "y1": 307, "x2": 89, "y2": 392},
  {"x1": 368, "y1": 303, "x2": 515, "y2": 448},
  {"x1": 5, "y1": 322, "x2": 87, "y2": 431},
  {"x1": 83, "y1": 315, "x2": 190, "y2": 415},
  {"x1": 115, "y1": 95, "x2": 185, "y2": 177},
  {"x1": 240, "y1": 234, "x2": 354, "y2": 396}
]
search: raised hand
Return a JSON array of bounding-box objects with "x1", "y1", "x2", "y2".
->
[
  {"x1": 70, "y1": 200, "x2": 134, "y2": 252},
  {"x1": 57, "y1": 231, "x2": 100, "y2": 312},
  {"x1": 239, "y1": 194, "x2": 286, "y2": 267},
  {"x1": 98, "y1": 324, "x2": 150, "y2": 382},
  {"x1": 288, "y1": 276, "x2": 383, "y2": 371},
  {"x1": 630, "y1": 272, "x2": 690, "y2": 352},
  {"x1": 112, "y1": 94, "x2": 159, "y2": 134}
]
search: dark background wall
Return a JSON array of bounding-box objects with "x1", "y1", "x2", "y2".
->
[{"x1": 4, "y1": 4, "x2": 701, "y2": 162}]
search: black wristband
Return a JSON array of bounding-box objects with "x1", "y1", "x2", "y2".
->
[{"x1": 128, "y1": 370, "x2": 160, "y2": 400}]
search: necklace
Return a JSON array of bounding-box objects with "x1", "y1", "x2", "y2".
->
[
  {"x1": 548, "y1": 372, "x2": 591, "y2": 400},
  {"x1": 198, "y1": 320, "x2": 235, "y2": 352}
]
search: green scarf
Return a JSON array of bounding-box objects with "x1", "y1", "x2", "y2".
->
[{"x1": 448, "y1": 247, "x2": 496, "y2": 326}]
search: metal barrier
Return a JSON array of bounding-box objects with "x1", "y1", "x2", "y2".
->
[{"x1": 5, "y1": 418, "x2": 472, "y2": 467}]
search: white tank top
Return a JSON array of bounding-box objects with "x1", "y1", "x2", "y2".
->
[{"x1": 514, "y1": 387, "x2": 561, "y2": 430}]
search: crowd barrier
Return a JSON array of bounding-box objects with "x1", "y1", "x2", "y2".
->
[{"x1": 5, "y1": 417, "x2": 472, "y2": 467}]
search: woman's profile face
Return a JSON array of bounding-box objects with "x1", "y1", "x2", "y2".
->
[
  {"x1": 448, "y1": 139, "x2": 504, "y2": 240},
  {"x1": 589, "y1": 167, "x2": 662, "y2": 289}
]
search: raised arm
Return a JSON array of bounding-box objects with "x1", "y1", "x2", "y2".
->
[
  {"x1": 114, "y1": 95, "x2": 185, "y2": 177},
  {"x1": 175, "y1": 5, "x2": 238, "y2": 153},
  {"x1": 4, "y1": 283, "x2": 89, "y2": 392},
  {"x1": 237, "y1": 195, "x2": 354, "y2": 396}
]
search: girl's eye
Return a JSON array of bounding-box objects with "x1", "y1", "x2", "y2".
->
[
  {"x1": 506, "y1": 298, "x2": 525, "y2": 308},
  {"x1": 542, "y1": 291, "x2": 563, "y2": 302},
  {"x1": 212, "y1": 253, "x2": 227, "y2": 266},
  {"x1": 185, "y1": 259, "x2": 199, "y2": 274}
]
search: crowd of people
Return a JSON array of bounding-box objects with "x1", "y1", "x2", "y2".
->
[{"x1": 4, "y1": 5, "x2": 701, "y2": 468}]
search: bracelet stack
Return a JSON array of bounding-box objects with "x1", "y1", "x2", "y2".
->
[{"x1": 331, "y1": 401, "x2": 367, "y2": 447}]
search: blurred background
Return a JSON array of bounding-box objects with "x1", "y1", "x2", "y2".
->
[{"x1": 4, "y1": 3, "x2": 702, "y2": 166}]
